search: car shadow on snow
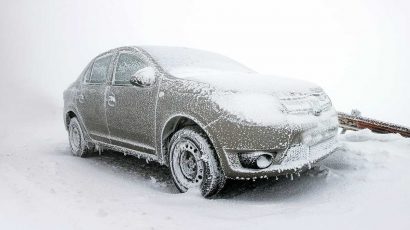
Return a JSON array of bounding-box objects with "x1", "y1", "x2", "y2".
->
[
  {"x1": 79, "y1": 149, "x2": 349, "y2": 201},
  {"x1": 83, "y1": 150, "x2": 179, "y2": 194},
  {"x1": 215, "y1": 166, "x2": 332, "y2": 201},
  {"x1": 217, "y1": 149, "x2": 350, "y2": 201}
]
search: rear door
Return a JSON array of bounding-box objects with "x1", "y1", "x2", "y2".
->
[
  {"x1": 77, "y1": 52, "x2": 114, "y2": 143},
  {"x1": 106, "y1": 49, "x2": 159, "y2": 154}
]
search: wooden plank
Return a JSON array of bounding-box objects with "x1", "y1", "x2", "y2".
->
[{"x1": 338, "y1": 112, "x2": 410, "y2": 137}]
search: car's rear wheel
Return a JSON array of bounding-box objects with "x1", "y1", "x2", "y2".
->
[
  {"x1": 169, "y1": 126, "x2": 225, "y2": 198},
  {"x1": 68, "y1": 117, "x2": 92, "y2": 157}
]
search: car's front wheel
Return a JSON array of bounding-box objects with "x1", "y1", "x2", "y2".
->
[
  {"x1": 68, "y1": 117, "x2": 92, "y2": 157},
  {"x1": 169, "y1": 126, "x2": 225, "y2": 198}
]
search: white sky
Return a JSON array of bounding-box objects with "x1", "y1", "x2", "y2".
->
[{"x1": 1, "y1": 0, "x2": 409, "y2": 126}]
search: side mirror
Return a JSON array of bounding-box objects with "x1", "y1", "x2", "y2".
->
[{"x1": 130, "y1": 66, "x2": 156, "y2": 87}]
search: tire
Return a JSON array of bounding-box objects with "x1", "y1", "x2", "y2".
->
[
  {"x1": 169, "y1": 126, "x2": 225, "y2": 198},
  {"x1": 68, "y1": 117, "x2": 93, "y2": 157}
]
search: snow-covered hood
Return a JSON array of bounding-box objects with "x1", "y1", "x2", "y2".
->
[{"x1": 169, "y1": 68, "x2": 321, "y2": 94}]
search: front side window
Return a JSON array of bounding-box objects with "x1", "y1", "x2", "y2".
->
[
  {"x1": 114, "y1": 52, "x2": 147, "y2": 85},
  {"x1": 88, "y1": 54, "x2": 113, "y2": 84}
]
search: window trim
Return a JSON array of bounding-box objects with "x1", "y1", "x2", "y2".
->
[{"x1": 79, "y1": 62, "x2": 92, "y2": 83}]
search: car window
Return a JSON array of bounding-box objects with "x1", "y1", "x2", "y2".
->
[
  {"x1": 88, "y1": 54, "x2": 113, "y2": 84},
  {"x1": 114, "y1": 52, "x2": 147, "y2": 85}
]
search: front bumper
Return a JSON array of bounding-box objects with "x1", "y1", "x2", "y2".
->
[
  {"x1": 207, "y1": 108, "x2": 340, "y2": 179},
  {"x1": 224, "y1": 135, "x2": 339, "y2": 179}
]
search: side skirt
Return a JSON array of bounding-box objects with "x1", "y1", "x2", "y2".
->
[{"x1": 93, "y1": 140, "x2": 161, "y2": 164}]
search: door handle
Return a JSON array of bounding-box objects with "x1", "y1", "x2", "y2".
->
[
  {"x1": 107, "y1": 95, "x2": 116, "y2": 107},
  {"x1": 78, "y1": 94, "x2": 85, "y2": 103}
]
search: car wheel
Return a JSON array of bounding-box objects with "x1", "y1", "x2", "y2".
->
[
  {"x1": 169, "y1": 126, "x2": 225, "y2": 198},
  {"x1": 68, "y1": 117, "x2": 92, "y2": 157}
]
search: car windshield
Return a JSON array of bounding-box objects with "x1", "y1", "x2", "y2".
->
[{"x1": 141, "y1": 46, "x2": 255, "y2": 76}]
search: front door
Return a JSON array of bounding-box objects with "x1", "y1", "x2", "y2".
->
[
  {"x1": 77, "y1": 52, "x2": 114, "y2": 143},
  {"x1": 106, "y1": 50, "x2": 158, "y2": 154}
]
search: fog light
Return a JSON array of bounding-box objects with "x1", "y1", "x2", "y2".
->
[
  {"x1": 239, "y1": 151, "x2": 274, "y2": 169},
  {"x1": 256, "y1": 154, "x2": 273, "y2": 168}
]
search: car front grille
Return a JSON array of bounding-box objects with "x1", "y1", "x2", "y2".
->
[{"x1": 278, "y1": 91, "x2": 332, "y2": 115}]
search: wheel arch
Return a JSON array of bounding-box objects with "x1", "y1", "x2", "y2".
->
[
  {"x1": 65, "y1": 109, "x2": 95, "y2": 150},
  {"x1": 160, "y1": 114, "x2": 219, "y2": 167},
  {"x1": 65, "y1": 110, "x2": 77, "y2": 130}
]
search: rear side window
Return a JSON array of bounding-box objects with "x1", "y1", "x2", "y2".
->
[
  {"x1": 88, "y1": 54, "x2": 113, "y2": 84},
  {"x1": 114, "y1": 52, "x2": 147, "y2": 85}
]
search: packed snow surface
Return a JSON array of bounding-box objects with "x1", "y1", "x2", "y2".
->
[{"x1": 1, "y1": 109, "x2": 409, "y2": 230}]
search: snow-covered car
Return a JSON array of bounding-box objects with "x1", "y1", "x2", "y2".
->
[{"x1": 63, "y1": 46, "x2": 340, "y2": 197}]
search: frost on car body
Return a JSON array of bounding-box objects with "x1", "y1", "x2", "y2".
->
[{"x1": 63, "y1": 46, "x2": 339, "y2": 196}]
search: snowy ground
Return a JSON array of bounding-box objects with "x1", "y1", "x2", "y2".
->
[{"x1": 1, "y1": 107, "x2": 409, "y2": 230}]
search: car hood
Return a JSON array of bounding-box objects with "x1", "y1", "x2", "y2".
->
[
  {"x1": 169, "y1": 69, "x2": 332, "y2": 126},
  {"x1": 169, "y1": 69, "x2": 321, "y2": 95}
]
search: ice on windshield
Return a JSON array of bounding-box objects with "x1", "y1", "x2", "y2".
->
[{"x1": 141, "y1": 46, "x2": 255, "y2": 76}]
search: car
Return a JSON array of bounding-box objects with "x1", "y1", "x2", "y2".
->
[{"x1": 63, "y1": 46, "x2": 340, "y2": 198}]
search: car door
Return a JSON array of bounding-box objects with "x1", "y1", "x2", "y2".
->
[
  {"x1": 76, "y1": 52, "x2": 114, "y2": 143},
  {"x1": 106, "y1": 49, "x2": 159, "y2": 154}
]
